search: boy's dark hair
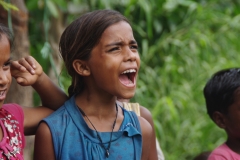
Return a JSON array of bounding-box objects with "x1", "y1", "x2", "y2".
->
[
  {"x1": 0, "y1": 23, "x2": 13, "y2": 51},
  {"x1": 203, "y1": 68, "x2": 240, "y2": 119}
]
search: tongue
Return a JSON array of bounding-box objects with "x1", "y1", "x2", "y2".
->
[{"x1": 119, "y1": 74, "x2": 130, "y2": 85}]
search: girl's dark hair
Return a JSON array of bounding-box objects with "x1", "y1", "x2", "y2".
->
[
  {"x1": 203, "y1": 68, "x2": 240, "y2": 119},
  {"x1": 0, "y1": 23, "x2": 13, "y2": 51},
  {"x1": 59, "y1": 9, "x2": 129, "y2": 97}
]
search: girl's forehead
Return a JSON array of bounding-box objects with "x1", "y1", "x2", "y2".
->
[
  {"x1": 0, "y1": 34, "x2": 11, "y2": 47},
  {"x1": 105, "y1": 21, "x2": 133, "y2": 34},
  {"x1": 100, "y1": 21, "x2": 134, "y2": 44},
  {"x1": 0, "y1": 34, "x2": 11, "y2": 63}
]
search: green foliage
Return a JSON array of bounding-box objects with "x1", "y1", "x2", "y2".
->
[
  {"x1": 26, "y1": 0, "x2": 240, "y2": 159},
  {"x1": 0, "y1": 0, "x2": 18, "y2": 11}
]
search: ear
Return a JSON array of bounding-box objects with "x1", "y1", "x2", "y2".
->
[
  {"x1": 212, "y1": 111, "x2": 227, "y2": 129},
  {"x1": 72, "y1": 59, "x2": 90, "y2": 76}
]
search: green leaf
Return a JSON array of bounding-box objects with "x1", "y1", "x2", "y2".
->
[
  {"x1": 0, "y1": 1, "x2": 18, "y2": 11},
  {"x1": 46, "y1": 0, "x2": 58, "y2": 18}
]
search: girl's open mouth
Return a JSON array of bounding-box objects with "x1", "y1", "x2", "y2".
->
[
  {"x1": 0, "y1": 90, "x2": 6, "y2": 101},
  {"x1": 119, "y1": 69, "x2": 136, "y2": 87}
]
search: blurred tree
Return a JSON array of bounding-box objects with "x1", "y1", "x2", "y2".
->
[{"x1": 0, "y1": 0, "x2": 33, "y2": 160}]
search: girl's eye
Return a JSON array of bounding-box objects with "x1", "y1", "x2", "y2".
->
[
  {"x1": 130, "y1": 45, "x2": 138, "y2": 50},
  {"x1": 108, "y1": 47, "x2": 119, "y2": 52},
  {"x1": 3, "y1": 61, "x2": 11, "y2": 70}
]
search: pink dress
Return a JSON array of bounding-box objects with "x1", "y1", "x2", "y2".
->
[
  {"x1": 208, "y1": 143, "x2": 240, "y2": 160},
  {"x1": 0, "y1": 104, "x2": 25, "y2": 160}
]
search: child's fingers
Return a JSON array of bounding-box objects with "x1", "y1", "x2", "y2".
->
[
  {"x1": 16, "y1": 77, "x2": 26, "y2": 85},
  {"x1": 18, "y1": 57, "x2": 36, "y2": 75},
  {"x1": 24, "y1": 56, "x2": 37, "y2": 69},
  {"x1": 11, "y1": 61, "x2": 26, "y2": 72}
]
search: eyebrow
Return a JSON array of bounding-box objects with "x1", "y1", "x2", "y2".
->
[{"x1": 105, "y1": 40, "x2": 138, "y2": 47}]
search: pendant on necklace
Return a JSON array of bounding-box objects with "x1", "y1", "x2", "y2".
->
[{"x1": 106, "y1": 150, "x2": 110, "y2": 158}]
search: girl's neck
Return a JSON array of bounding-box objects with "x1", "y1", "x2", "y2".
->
[
  {"x1": 75, "y1": 93, "x2": 117, "y2": 119},
  {"x1": 75, "y1": 93, "x2": 124, "y2": 132}
]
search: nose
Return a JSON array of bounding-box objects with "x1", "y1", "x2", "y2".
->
[{"x1": 125, "y1": 47, "x2": 138, "y2": 62}]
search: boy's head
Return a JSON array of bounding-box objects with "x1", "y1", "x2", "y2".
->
[{"x1": 204, "y1": 68, "x2": 240, "y2": 137}]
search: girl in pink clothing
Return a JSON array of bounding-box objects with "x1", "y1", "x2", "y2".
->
[
  {"x1": 203, "y1": 68, "x2": 240, "y2": 160},
  {"x1": 0, "y1": 23, "x2": 67, "y2": 159}
]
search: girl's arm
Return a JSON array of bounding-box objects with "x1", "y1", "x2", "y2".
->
[
  {"x1": 140, "y1": 106, "x2": 159, "y2": 160},
  {"x1": 138, "y1": 116, "x2": 153, "y2": 160},
  {"x1": 22, "y1": 106, "x2": 53, "y2": 135},
  {"x1": 11, "y1": 56, "x2": 68, "y2": 110},
  {"x1": 11, "y1": 56, "x2": 68, "y2": 135},
  {"x1": 34, "y1": 122, "x2": 55, "y2": 160}
]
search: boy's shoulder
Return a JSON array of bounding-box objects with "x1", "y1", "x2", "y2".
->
[{"x1": 208, "y1": 143, "x2": 240, "y2": 160}]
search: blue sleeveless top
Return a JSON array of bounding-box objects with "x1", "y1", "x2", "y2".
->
[{"x1": 43, "y1": 96, "x2": 142, "y2": 160}]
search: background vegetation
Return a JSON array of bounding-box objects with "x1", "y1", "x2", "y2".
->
[{"x1": 6, "y1": 0, "x2": 240, "y2": 159}]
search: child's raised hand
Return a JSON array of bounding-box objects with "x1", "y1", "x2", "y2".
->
[{"x1": 11, "y1": 56, "x2": 43, "y2": 86}]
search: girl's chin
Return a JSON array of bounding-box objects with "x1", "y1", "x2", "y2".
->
[{"x1": 119, "y1": 93, "x2": 135, "y2": 100}]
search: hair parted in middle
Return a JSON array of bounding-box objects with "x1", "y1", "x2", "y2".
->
[
  {"x1": 59, "y1": 9, "x2": 130, "y2": 97},
  {"x1": 203, "y1": 68, "x2": 240, "y2": 119}
]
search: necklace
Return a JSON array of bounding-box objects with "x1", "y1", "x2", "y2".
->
[{"x1": 78, "y1": 104, "x2": 118, "y2": 158}]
